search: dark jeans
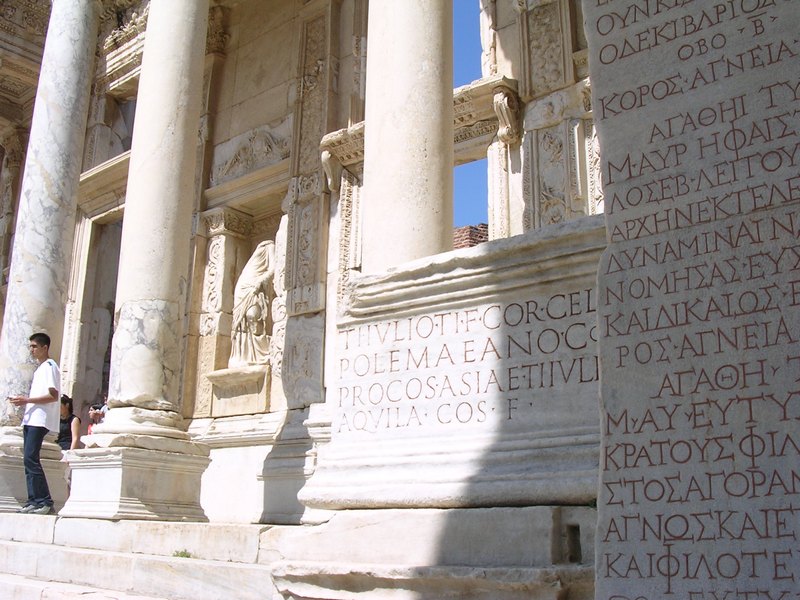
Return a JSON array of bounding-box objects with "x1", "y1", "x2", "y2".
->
[{"x1": 22, "y1": 425, "x2": 53, "y2": 507}]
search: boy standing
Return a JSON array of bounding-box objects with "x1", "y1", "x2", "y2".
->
[{"x1": 9, "y1": 332, "x2": 60, "y2": 514}]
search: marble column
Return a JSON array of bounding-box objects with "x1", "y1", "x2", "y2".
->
[
  {"x1": 0, "y1": 0, "x2": 100, "y2": 511},
  {"x1": 61, "y1": 0, "x2": 211, "y2": 521},
  {"x1": 360, "y1": 0, "x2": 454, "y2": 274}
]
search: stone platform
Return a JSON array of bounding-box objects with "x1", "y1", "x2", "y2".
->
[
  {"x1": 0, "y1": 515, "x2": 275, "y2": 600},
  {"x1": 0, "y1": 506, "x2": 595, "y2": 599}
]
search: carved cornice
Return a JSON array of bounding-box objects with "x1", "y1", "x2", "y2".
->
[
  {"x1": 101, "y1": 2, "x2": 148, "y2": 50},
  {"x1": 318, "y1": 121, "x2": 364, "y2": 167},
  {"x1": 99, "y1": 0, "x2": 143, "y2": 24},
  {"x1": 96, "y1": 2, "x2": 147, "y2": 96},
  {"x1": 320, "y1": 75, "x2": 521, "y2": 168},
  {"x1": 201, "y1": 206, "x2": 253, "y2": 238}
]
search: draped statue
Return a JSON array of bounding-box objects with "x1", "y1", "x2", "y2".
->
[{"x1": 229, "y1": 240, "x2": 275, "y2": 368}]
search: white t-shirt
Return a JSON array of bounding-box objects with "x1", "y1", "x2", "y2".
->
[{"x1": 22, "y1": 358, "x2": 61, "y2": 432}]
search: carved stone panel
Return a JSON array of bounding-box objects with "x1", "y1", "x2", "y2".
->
[
  {"x1": 209, "y1": 118, "x2": 292, "y2": 187},
  {"x1": 284, "y1": 10, "x2": 333, "y2": 317},
  {"x1": 524, "y1": 116, "x2": 601, "y2": 232},
  {"x1": 520, "y1": 0, "x2": 573, "y2": 99}
]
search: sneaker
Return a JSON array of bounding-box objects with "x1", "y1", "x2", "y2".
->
[
  {"x1": 29, "y1": 504, "x2": 52, "y2": 515},
  {"x1": 16, "y1": 503, "x2": 35, "y2": 513}
]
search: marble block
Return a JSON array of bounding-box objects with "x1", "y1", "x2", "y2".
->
[
  {"x1": 302, "y1": 217, "x2": 605, "y2": 509},
  {"x1": 58, "y1": 447, "x2": 209, "y2": 521},
  {"x1": 206, "y1": 364, "x2": 270, "y2": 417},
  {"x1": 584, "y1": 1, "x2": 800, "y2": 598}
]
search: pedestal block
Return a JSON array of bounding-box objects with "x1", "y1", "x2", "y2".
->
[
  {"x1": 59, "y1": 446, "x2": 209, "y2": 521},
  {"x1": 0, "y1": 434, "x2": 67, "y2": 512}
]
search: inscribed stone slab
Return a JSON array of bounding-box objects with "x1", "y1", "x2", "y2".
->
[{"x1": 585, "y1": 0, "x2": 800, "y2": 598}]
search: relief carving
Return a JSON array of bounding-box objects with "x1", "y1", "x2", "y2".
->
[
  {"x1": 202, "y1": 235, "x2": 224, "y2": 315},
  {"x1": 585, "y1": 122, "x2": 603, "y2": 215},
  {"x1": 229, "y1": 240, "x2": 275, "y2": 368},
  {"x1": 210, "y1": 121, "x2": 291, "y2": 187},
  {"x1": 100, "y1": 1, "x2": 148, "y2": 49},
  {"x1": 454, "y1": 120, "x2": 496, "y2": 146},
  {"x1": 284, "y1": 11, "x2": 331, "y2": 317},
  {"x1": 269, "y1": 214, "x2": 289, "y2": 380},
  {"x1": 537, "y1": 126, "x2": 567, "y2": 226},
  {"x1": 525, "y1": 2, "x2": 565, "y2": 97},
  {"x1": 522, "y1": 134, "x2": 534, "y2": 231},
  {"x1": 336, "y1": 173, "x2": 360, "y2": 308}
]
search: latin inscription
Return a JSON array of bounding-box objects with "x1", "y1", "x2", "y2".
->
[
  {"x1": 335, "y1": 288, "x2": 598, "y2": 434},
  {"x1": 588, "y1": 0, "x2": 799, "y2": 598}
]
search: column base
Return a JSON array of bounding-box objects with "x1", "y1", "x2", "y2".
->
[
  {"x1": 0, "y1": 431, "x2": 67, "y2": 512},
  {"x1": 0, "y1": 453, "x2": 25, "y2": 511},
  {"x1": 59, "y1": 446, "x2": 210, "y2": 521}
]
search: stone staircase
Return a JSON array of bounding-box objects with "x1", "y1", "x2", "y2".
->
[{"x1": 0, "y1": 514, "x2": 280, "y2": 600}]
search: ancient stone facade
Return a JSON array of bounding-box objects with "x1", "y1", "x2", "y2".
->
[{"x1": 0, "y1": 1, "x2": 795, "y2": 599}]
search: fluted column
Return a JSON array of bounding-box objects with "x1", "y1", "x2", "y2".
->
[
  {"x1": 0, "y1": 0, "x2": 99, "y2": 511},
  {"x1": 62, "y1": 0, "x2": 211, "y2": 521},
  {"x1": 360, "y1": 0, "x2": 454, "y2": 274}
]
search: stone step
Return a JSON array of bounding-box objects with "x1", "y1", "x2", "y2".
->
[
  {"x1": 0, "y1": 515, "x2": 282, "y2": 600},
  {"x1": 0, "y1": 572, "x2": 169, "y2": 600},
  {"x1": 0, "y1": 539, "x2": 279, "y2": 600},
  {"x1": 0, "y1": 514, "x2": 269, "y2": 562}
]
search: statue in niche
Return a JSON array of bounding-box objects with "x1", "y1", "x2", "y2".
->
[{"x1": 229, "y1": 240, "x2": 275, "y2": 368}]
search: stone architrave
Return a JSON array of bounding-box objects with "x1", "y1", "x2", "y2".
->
[
  {"x1": 61, "y1": 0, "x2": 211, "y2": 522},
  {"x1": 0, "y1": 0, "x2": 100, "y2": 511},
  {"x1": 585, "y1": 2, "x2": 800, "y2": 598}
]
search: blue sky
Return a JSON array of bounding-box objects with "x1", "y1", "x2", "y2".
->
[{"x1": 453, "y1": 2, "x2": 487, "y2": 227}]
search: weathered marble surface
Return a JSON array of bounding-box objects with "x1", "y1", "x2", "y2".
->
[
  {"x1": 105, "y1": 0, "x2": 209, "y2": 429},
  {"x1": 302, "y1": 216, "x2": 605, "y2": 509},
  {"x1": 585, "y1": 1, "x2": 800, "y2": 597},
  {"x1": 67, "y1": 0, "x2": 211, "y2": 521},
  {"x1": 360, "y1": 0, "x2": 454, "y2": 273},
  {"x1": 0, "y1": 0, "x2": 99, "y2": 418}
]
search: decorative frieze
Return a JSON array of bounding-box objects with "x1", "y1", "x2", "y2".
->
[
  {"x1": 335, "y1": 172, "x2": 361, "y2": 309},
  {"x1": 0, "y1": 0, "x2": 49, "y2": 39}
]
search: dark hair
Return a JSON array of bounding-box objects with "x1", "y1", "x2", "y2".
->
[
  {"x1": 60, "y1": 394, "x2": 73, "y2": 415},
  {"x1": 90, "y1": 404, "x2": 103, "y2": 411},
  {"x1": 29, "y1": 332, "x2": 51, "y2": 348}
]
